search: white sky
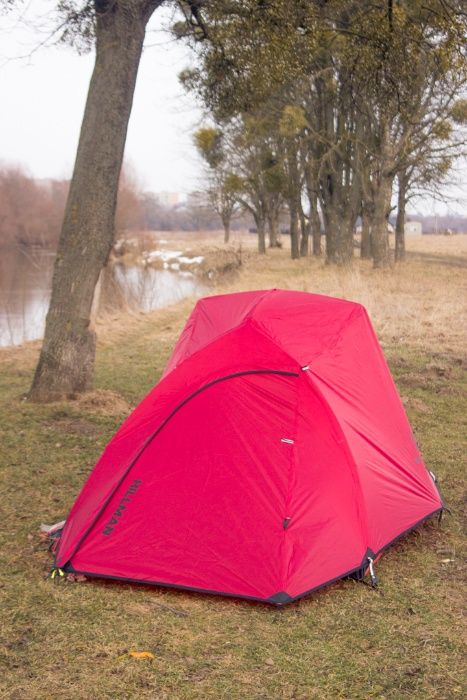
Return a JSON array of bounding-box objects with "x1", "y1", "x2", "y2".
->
[
  {"x1": 0, "y1": 1, "x2": 465, "y2": 214},
  {"x1": 0, "y1": 1, "x2": 204, "y2": 194}
]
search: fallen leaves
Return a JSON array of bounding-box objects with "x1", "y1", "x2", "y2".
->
[
  {"x1": 125, "y1": 651, "x2": 155, "y2": 660},
  {"x1": 66, "y1": 573, "x2": 87, "y2": 583}
]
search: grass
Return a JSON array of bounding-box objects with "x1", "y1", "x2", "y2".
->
[{"x1": 0, "y1": 235, "x2": 466, "y2": 699}]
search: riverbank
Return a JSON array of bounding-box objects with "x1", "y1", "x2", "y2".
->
[
  {"x1": 0, "y1": 233, "x2": 245, "y2": 347},
  {"x1": 1, "y1": 236, "x2": 466, "y2": 699},
  {"x1": 111, "y1": 231, "x2": 244, "y2": 281}
]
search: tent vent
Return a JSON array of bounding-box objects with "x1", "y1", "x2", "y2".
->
[{"x1": 281, "y1": 438, "x2": 294, "y2": 444}]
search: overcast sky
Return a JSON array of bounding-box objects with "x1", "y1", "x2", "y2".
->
[
  {"x1": 0, "y1": 1, "x2": 203, "y2": 195},
  {"x1": 0, "y1": 1, "x2": 465, "y2": 214}
]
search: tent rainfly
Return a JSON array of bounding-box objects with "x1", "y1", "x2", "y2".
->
[{"x1": 52, "y1": 290, "x2": 443, "y2": 605}]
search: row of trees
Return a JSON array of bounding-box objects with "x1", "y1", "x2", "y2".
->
[
  {"x1": 0, "y1": 166, "x2": 146, "y2": 248},
  {"x1": 183, "y1": 0, "x2": 467, "y2": 267},
  {"x1": 0, "y1": 164, "x2": 234, "y2": 249},
  {"x1": 0, "y1": 167, "x2": 68, "y2": 248},
  {"x1": 19, "y1": 0, "x2": 466, "y2": 401}
]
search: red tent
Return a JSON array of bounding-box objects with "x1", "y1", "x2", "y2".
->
[{"x1": 54, "y1": 290, "x2": 442, "y2": 604}]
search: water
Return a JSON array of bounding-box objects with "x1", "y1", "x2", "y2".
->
[{"x1": 0, "y1": 248, "x2": 205, "y2": 347}]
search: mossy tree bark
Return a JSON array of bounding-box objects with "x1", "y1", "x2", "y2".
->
[{"x1": 29, "y1": 0, "x2": 161, "y2": 402}]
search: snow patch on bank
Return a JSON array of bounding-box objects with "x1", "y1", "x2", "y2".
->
[{"x1": 142, "y1": 250, "x2": 205, "y2": 271}]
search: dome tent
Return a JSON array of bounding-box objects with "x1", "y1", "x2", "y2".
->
[{"x1": 54, "y1": 289, "x2": 442, "y2": 605}]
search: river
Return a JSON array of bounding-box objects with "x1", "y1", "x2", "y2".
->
[{"x1": 0, "y1": 247, "x2": 205, "y2": 347}]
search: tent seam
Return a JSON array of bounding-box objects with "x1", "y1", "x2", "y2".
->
[
  {"x1": 251, "y1": 298, "x2": 363, "y2": 366},
  {"x1": 56, "y1": 368, "x2": 300, "y2": 569},
  {"x1": 305, "y1": 369, "x2": 371, "y2": 555},
  {"x1": 164, "y1": 290, "x2": 273, "y2": 378},
  {"x1": 280, "y1": 374, "x2": 301, "y2": 593}
]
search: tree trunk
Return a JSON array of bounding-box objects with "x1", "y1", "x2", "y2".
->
[
  {"x1": 289, "y1": 201, "x2": 300, "y2": 260},
  {"x1": 267, "y1": 208, "x2": 278, "y2": 248},
  {"x1": 360, "y1": 205, "x2": 372, "y2": 260},
  {"x1": 303, "y1": 159, "x2": 321, "y2": 256},
  {"x1": 222, "y1": 215, "x2": 231, "y2": 244},
  {"x1": 300, "y1": 221, "x2": 310, "y2": 257},
  {"x1": 395, "y1": 173, "x2": 407, "y2": 262},
  {"x1": 254, "y1": 214, "x2": 266, "y2": 254},
  {"x1": 299, "y1": 206, "x2": 309, "y2": 257},
  {"x1": 29, "y1": 1, "x2": 157, "y2": 402},
  {"x1": 311, "y1": 204, "x2": 322, "y2": 257},
  {"x1": 371, "y1": 176, "x2": 393, "y2": 269},
  {"x1": 319, "y1": 168, "x2": 356, "y2": 266},
  {"x1": 324, "y1": 207, "x2": 354, "y2": 265},
  {"x1": 286, "y1": 141, "x2": 301, "y2": 260}
]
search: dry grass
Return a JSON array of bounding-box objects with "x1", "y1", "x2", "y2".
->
[
  {"x1": 0, "y1": 235, "x2": 466, "y2": 699},
  {"x1": 186, "y1": 233, "x2": 467, "y2": 354},
  {"x1": 405, "y1": 233, "x2": 467, "y2": 257}
]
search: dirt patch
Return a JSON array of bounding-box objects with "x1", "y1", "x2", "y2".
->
[
  {"x1": 399, "y1": 372, "x2": 432, "y2": 389},
  {"x1": 46, "y1": 414, "x2": 99, "y2": 436},
  {"x1": 402, "y1": 396, "x2": 433, "y2": 414},
  {"x1": 69, "y1": 389, "x2": 131, "y2": 416},
  {"x1": 430, "y1": 352, "x2": 466, "y2": 368},
  {"x1": 436, "y1": 384, "x2": 467, "y2": 397},
  {"x1": 425, "y1": 362, "x2": 452, "y2": 379}
]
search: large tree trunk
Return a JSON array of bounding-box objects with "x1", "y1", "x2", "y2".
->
[
  {"x1": 29, "y1": 1, "x2": 158, "y2": 402},
  {"x1": 360, "y1": 205, "x2": 372, "y2": 260},
  {"x1": 371, "y1": 176, "x2": 393, "y2": 269},
  {"x1": 395, "y1": 172, "x2": 407, "y2": 262},
  {"x1": 320, "y1": 166, "x2": 359, "y2": 266},
  {"x1": 324, "y1": 206, "x2": 354, "y2": 265}
]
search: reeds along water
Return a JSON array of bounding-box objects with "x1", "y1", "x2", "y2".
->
[{"x1": 0, "y1": 247, "x2": 205, "y2": 347}]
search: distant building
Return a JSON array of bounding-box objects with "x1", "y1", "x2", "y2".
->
[
  {"x1": 405, "y1": 220, "x2": 422, "y2": 235},
  {"x1": 155, "y1": 191, "x2": 180, "y2": 207},
  {"x1": 187, "y1": 191, "x2": 210, "y2": 208}
]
